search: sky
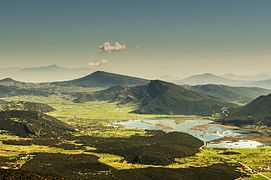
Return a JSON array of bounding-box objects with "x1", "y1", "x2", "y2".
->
[{"x1": 1, "y1": 0, "x2": 271, "y2": 79}]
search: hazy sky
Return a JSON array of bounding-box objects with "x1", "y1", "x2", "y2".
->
[{"x1": 1, "y1": 0, "x2": 271, "y2": 79}]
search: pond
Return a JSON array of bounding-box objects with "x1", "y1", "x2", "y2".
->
[{"x1": 114, "y1": 118, "x2": 268, "y2": 149}]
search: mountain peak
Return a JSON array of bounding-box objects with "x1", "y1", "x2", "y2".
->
[
  {"x1": 19, "y1": 64, "x2": 65, "y2": 72},
  {"x1": 201, "y1": 73, "x2": 218, "y2": 77},
  {"x1": 53, "y1": 71, "x2": 149, "y2": 87},
  {"x1": 48, "y1": 64, "x2": 60, "y2": 68},
  {"x1": 150, "y1": 79, "x2": 165, "y2": 84},
  {"x1": 177, "y1": 73, "x2": 240, "y2": 86},
  {"x1": 89, "y1": 71, "x2": 113, "y2": 76},
  {"x1": 93, "y1": 70, "x2": 105, "y2": 74},
  {"x1": 191, "y1": 73, "x2": 223, "y2": 78},
  {"x1": 149, "y1": 80, "x2": 176, "y2": 88}
]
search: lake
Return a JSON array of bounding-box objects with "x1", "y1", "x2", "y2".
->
[{"x1": 114, "y1": 118, "x2": 268, "y2": 149}]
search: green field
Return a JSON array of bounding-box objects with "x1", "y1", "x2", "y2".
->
[{"x1": 2, "y1": 95, "x2": 162, "y2": 121}]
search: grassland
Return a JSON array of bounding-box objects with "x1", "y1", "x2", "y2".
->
[
  {"x1": 208, "y1": 148, "x2": 271, "y2": 172},
  {"x1": 2, "y1": 95, "x2": 162, "y2": 121},
  {"x1": 1, "y1": 95, "x2": 168, "y2": 138}
]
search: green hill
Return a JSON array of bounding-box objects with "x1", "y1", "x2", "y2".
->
[
  {"x1": 0, "y1": 84, "x2": 50, "y2": 97},
  {"x1": 189, "y1": 84, "x2": 271, "y2": 104},
  {"x1": 0, "y1": 78, "x2": 21, "y2": 84},
  {"x1": 76, "y1": 80, "x2": 236, "y2": 115},
  {"x1": 0, "y1": 100, "x2": 55, "y2": 113},
  {"x1": 53, "y1": 71, "x2": 149, "y2": 88},
  {"x1": 221, "y1": 93, "x2": 271, "y2": 127},
  {"x1": 0, "y1": 111, "x2": 74, "y2": 137}
]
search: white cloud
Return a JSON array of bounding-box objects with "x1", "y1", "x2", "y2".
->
[
  {"x1": 99, "y1": 41, "x2": 127, "y2": 52},
  {"x1": 88, "y1": 59, "x2": 108, "y2": 69}
]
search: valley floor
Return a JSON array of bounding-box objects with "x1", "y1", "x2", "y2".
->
[{"x1": 0, "y1": 95, "x2": 271, "y2": 179}]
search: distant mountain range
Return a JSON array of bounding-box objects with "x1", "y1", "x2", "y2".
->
[
  {"x1": 253, "y1": 79, "x2": 271, "y2": 89},
  {"x1": 1, "y1": 70, "x2": 271, "y2": 104},
  {"x1": 222, "y1": 73, "x2": 268, "y2": 81},
  {"x1": 222, "y1": 71, "x2": 271, "y2": 81},
  {"x1": 53, "y1": 71, "x2": 150, "y2": 88},
  {"x1": 1, "y1": 70, "x2": 271, "y2": 125},
  {"x1": 221, "y1": 93, "x2": 271, "y2": 127},
  {"x1": 2, "y1": 64, "x2": 271, "y2": 89},
  {"x1": 177, "y1": 73, "x2": 249, "y2": 86},
  {"x1": 76, "y1": 80, "x2": 236, "y2": 115},
  {"x1": 0, "y1": 65, "x2": 90, "y2": 82},
  {"x1": 177, "y1": 73, "x2": 271, "y2": 89},
  {"x1": 188, "y1": 84, "x2": 271, "y2": 104}
]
